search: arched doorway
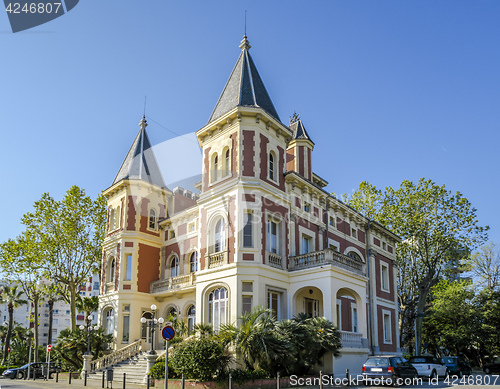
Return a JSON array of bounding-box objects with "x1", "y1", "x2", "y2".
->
[{"x1": 293, "y1": 287, "x2": 324, "y2": 318}]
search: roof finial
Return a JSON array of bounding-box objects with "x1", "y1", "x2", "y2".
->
[
  {"x1": 139, "y1": 115, "x2": 148, "y2": 130},
  {"x1": 239, "y1": 35, "x2": 251, "y2": 51},
  {"x1": 290, "y1": 112, "x2": 300, "y2": 125}
]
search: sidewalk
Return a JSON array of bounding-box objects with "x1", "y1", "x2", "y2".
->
[{"x1": 0, "y1": 377, "x2": 146, "y2": 389}]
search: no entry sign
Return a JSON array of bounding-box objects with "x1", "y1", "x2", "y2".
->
[{"x1": 162, "y1": 325, "x2": 175, "y2": 341}]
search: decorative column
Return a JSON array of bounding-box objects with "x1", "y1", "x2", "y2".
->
[{"x1": 81, "y1": 354, "x2": 93, "y2": 379}]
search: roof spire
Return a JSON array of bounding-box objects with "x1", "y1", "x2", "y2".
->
[{"x1": 139, "y1": 115, "x2": 148, "y2": 131}]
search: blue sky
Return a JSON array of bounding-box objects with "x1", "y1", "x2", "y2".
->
[{"x1": 1, "y1": 1, "x2": 499, "y2": 248}]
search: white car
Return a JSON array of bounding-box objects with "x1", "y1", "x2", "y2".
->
[{"x1": 409, "y1": 356, "x2": 448, "y2": 378}]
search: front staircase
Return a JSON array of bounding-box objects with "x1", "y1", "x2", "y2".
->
[{"x1": 87, "y1": 340, "x2": 165, "y2": 386}]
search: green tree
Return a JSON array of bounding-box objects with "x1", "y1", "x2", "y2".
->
[
  {"x1": 0, "y1": 233, "x2": 46, "y2": 362},
  {"x1": 219, "y1": 307, "x2": 289, "y2": 373},
  {"x1": 469, "y1": 243, "x2": 500, "y2": 290},
  {"x1": 474, "y1": 288, "x2": 500, "y2": 358},
  {"x1": 422, "y1": 280, "x2": 476, "y2": 355},
  {"x1": 0, "y1": 286, "x2": 27, "y2": 364},
  {"x1": 21, "y1": 185, "x2": 106, "y2": 330},
  {"x1": 345, "y1": 178, "x2": 488, "y2": 354}
]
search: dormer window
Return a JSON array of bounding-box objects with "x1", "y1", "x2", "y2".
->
[{"x1": 149, "y1": 209, "x2": 157, "y2": 230}]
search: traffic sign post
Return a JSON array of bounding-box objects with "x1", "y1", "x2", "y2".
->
[
  {"x1": 7, "y1": 346, "x2": 11, "y2": 368},
  {"x1": 46, "y1": 344, "x2": 52, "y2": 380},
  {"x1": 161, "y1": 326, "x2": 175, "y2": 389}
]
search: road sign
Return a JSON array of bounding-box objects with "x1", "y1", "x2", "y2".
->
[
  {"x1": 162, "y1": 325, "x2": 175, "y2": 341},
  {"x1": 7, "y1": 346, "x2": 10, "y2": 353},
  {"x1": 47, "y1": 344, "x2": 51, "y2": 352}
]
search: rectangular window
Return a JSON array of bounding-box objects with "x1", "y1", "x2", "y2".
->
[
  {"x1": 351, "y1": 228, "x2": 357, "y2": 238},
  {"x1": 53, "y1": 319, "x2": 58, "y2": 325},
  {"x1": 268, "y1": 220, "x2": 278, "y2": 254},
  {"x1": 123, "y1": 304, "x2": 130, "y2": 312},
  {"x1": 170, "y1": 230, "x2": 175, "y2": 239},
  {"x1": 304, "y1": 203, "x2": 310, "y2": 213},
  {"x1": 242, "y1": 296, "x2": 252, "y2": 314},
  {"x1": 302, "y1": 235, "x2": 312, "y2": 254},
  {"x1": 329, "y1": 216, "x2": 335, "y2": 227},
  {"x1": 125, "y1": 254, "x2": 132, "y2": 281},
  {"x1": 383, "y1": 242, "x2": 387, "y2": 250},
  {"x1": 304, "y1": 298, "x2": 318, "y2": 318},
  {"x1": 93, "y1": 282, "x2": 99, "y2": 290},
  {"x1": 383, "y1": 313, "x2": 391, "y2": 343},
  {"x1": 381, "y1": 263, "x2": 390, "y2": 292},
  {"x1": 243, "y1": 212, "x2": 253, "y2": 247},
  {"x1": 122, "y1": 315, "x2": 130, "y2": 342},
  {"x1": 352, "y1": 306, "x2": 358, "y2": 333},
  {"x1": 268, "y1": 291, "x2": 280, "y2": 320},
  {"x1": 242, "y1": 282, "x2": 253, "y2": 292},
  {"x1": 336, "y1": 300, "x2": 341, "y2": 329}
]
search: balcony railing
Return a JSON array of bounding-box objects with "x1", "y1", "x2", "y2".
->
[
  {"x1": 289, "y1": 248, "x2": 364, "y2": 275},
  {"x1": 208, "y1": 251, "x2": 226, "y2": 269},
  {"x1": 268, "y1": 253, "x2": 283, "y2": 269},
  {"x1": 340, "y1": 330, "x2": 363, "y2": 348},
  {"x1": 150, "y1": 272, "x2": 196, "y2": 294}
]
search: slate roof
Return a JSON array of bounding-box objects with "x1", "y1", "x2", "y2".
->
[
  {"x1": 208, "y1": 36, "x2": 281, "y2": 124},
  {"x1": 113, "y1": 117, "x2": 166, "y2": 188},
  {"x1": 289, "y1": 117, "x2": 314, "y2": 145}
]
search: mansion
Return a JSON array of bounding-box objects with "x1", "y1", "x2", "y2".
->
[{"x1": 98, "y1": 36, "x2": 401, "y2": 375}]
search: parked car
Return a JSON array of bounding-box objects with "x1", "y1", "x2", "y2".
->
[
  {"x1": 408, "y1": 355, "x2": 448, "y2": 379},
  {"x1": 362, "y1": 355, "x2": 418, "y2": 385},
  {"x1": 483, "y1": 356, "x2": 500, "y2": 374},
  {"x1": 2, "y1": 362, "x2": 60, "y2": 379},
  {"x1": 440, "y1": 356, "x2": 472, "y2": 377}
]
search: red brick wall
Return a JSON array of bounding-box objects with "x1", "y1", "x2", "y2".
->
[
  {"x1": 377, "y1": 305, "x2": 397, "y2": 352},
  {"x1": 137, "y1": 243, "x2": 161, "y2": 293},
  {"x1": 286, "y1": 148, "x2": 295, "y2": 172},
  {"x1": 242, "y1": 130, "x2": 255, "y2": 177},
  {"x1": 127, "y1": 196, "x2": 137, "y2": 231},
  {"x1": 375, "y1": 254, "x2": 395, "y2": 301},
  {"x1": 298, "y1": 146, "x2": 305, "y2": 177},
  {"x1": 327, "y1": 230, "x2": 367, "y2": 258},
  {"x1": 307, "y1": 147, "x2": 312, "y2": 180},
  {"x1": 178, "y1": 223, "x2": 187, "y2": 237}
]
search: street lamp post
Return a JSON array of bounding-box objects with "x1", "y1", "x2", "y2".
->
[
  {"x1": 79, "y1": 315, "x2": 99, "y2": 379},
  {"x1": 141, "y1": 304, "x2": 164, "y2": 383}
]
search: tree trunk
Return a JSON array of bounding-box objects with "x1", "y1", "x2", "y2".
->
[
  {"x1": 69, "y1": 281, "x2": 76, "y2": 331},
  {"x1": 48, "y1": 299, "x2": 54, "y2": 346},
  {"x1": 34, "y1": 295, "x2": 39, "y2": 362},
  {"x1": 2, "y1": 304, "x2": 14, "y2": 364},
  {"x1": 415, "y1": 284, "x2": 430, "y2": 355}
]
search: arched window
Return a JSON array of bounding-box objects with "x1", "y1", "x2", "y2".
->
[
  {"x1": 108, "y1": 258, "x2": 115, "y2": 283},
  {"x1": 214, "y1": 219, "x2": 225, "y2": 253},
  {"x1": 269, "y1": 152, "x2": 275, "y2": 181},
  {"x1": 170, "y1": 256, "x2": 179, "y2": 278},
  {"x1": 149, "y1": 209, "x2": 157, "y2": 230},
  {"x1": 190, "y1": 252, "x2": 197, "y2": 273},
  {"x1": 110, "y1": 208, "x2": 116, "y2": 231},
  {"x1": 167, "y1": 307, "x2": 177, "y2": 318},
  {"x1": 208, "y1": 287, "x2": 228, "y2": 331},
  {"x1": 105, "y1": 308, "x2": 114, "y2": 335},
  {"x1": 224, "y1": 149, "x2": 230, "y2": 177},
  {"x1": 187, "y1": 305, "x2": 196, "y2": 334},
  {"x1": 211, "y1": 154, "x2": 218, "y2": 183},
  {"x1": 347, "y1": 251, "x2": 362, "y2": 262}
]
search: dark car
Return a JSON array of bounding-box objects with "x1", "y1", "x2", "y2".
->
[
  {"x1": 362, "y1": 355, "x2": 418, "y2": 385},
  {"x1": 2, "y1": 362, "x2": 60, "y2": 379},
  {"x1": 440, "y1": 356, "x2": 472, "y2": 377},
  {"x1": 483, "y1": 356, "x2": 500, "y2": 374}
]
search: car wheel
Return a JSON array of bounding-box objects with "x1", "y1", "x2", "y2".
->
[
  {"x1": 392, "y1": 375, "x2": 400, "y2": 387},
  {"x1": 18, "y1": 371, "x2": 24, "y2": 380},
  {"x1": 485, "y1": 367, "x2": 491, "y2": 374},
  {"x1": 457, "y1": 370, "x2": 463, "y2": 378}
]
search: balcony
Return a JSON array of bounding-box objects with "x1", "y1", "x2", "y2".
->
[
  {"x1": 340, "y1": 330, "x2": 363, "y2": 348},
  {"x1": 207, "y1": 250, "x2": 228, "y2": 269},
  {"x1": 268, "y1": 253, "x2": 283, "y2": 269},
  {"x1": 289, "y1": 248, "x2": 365, "y2": 275},
  {"x1": 150, "y1": 273, "x2": 196, "y2": 294}
]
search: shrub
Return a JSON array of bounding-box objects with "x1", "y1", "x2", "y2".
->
[
  {"x1": 226, "y1": 368, "x2": 268, "y2": 384},
  {"x1": 169, "y1": 337, "x2": 229, "y2": 381},
  {"x1": 149, "y1": 356, "x2": 177, "y2": 379}
]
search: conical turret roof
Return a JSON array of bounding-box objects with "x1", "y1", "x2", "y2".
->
[
  {"x1": 113, "y1": 117, "x2": 166, "y2": 188},
  {"x1": 208, "y1": 36, "x2": 280, "y2": 124},
  {"x1": 289, "y1": 114, "x2": 314, "y2": 145}
]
